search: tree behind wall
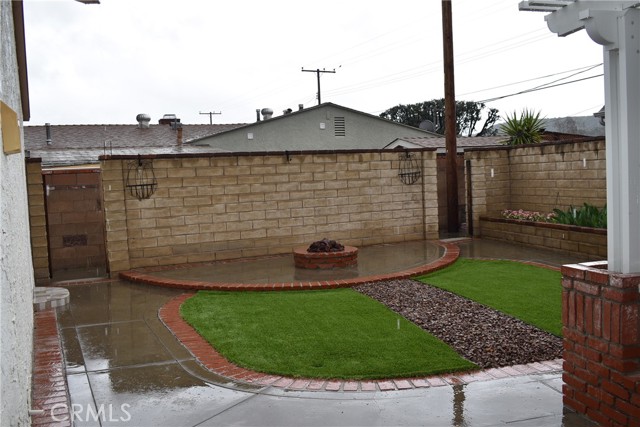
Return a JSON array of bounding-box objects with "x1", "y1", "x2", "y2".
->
[{"x1": 379, "y1": 99, "x2": 500, "y2": 136}]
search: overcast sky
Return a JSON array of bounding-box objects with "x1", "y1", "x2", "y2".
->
[{"x1": 22, "y1": 0, "x2": 604, "y2": 127}]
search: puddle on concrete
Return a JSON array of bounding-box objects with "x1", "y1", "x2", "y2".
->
[{"x1": 150, "y1": 240, "x2": 443, "y2": 284}]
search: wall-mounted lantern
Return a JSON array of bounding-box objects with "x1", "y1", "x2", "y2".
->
[
  {"x1": 126, "y1": 156, "x2": 157, "y2": 200},
  {"x1": 398, "y1": 151, "x2": 421, "y2": 185}
]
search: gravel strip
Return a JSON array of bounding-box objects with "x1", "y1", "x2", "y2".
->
[{"x1": 354, "y1": 279, "x2": 562, "y2": 369}]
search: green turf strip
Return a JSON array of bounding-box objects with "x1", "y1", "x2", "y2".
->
[
  {"x1": 180, "y1": 288, "x2": 476, "y2": 380},
  {"x1": 417, "y1": 258, "x2": 562, "y2": 336}
]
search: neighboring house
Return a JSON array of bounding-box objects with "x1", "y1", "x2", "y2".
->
[
  {"x1": 188, "y1": 103, "x2": 441, "y2": 152},
  {"x1": 0, "y1": 1, "x2": 35, "y2": 425},
  {"x1": 384, "y1": 136, "x2": 508, "y2": 152},
  {"x1": 24, "y1": 116, "x2": 246, "y2": 167},
  {"x1": 541, "y1": 115, "x2": 605, "y2": 137},
  {"x1": 491, "y1": 114, "x2": 605, "y2": 138}
]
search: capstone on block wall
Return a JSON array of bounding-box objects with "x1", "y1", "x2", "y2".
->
[
  {"x1": 101, "y1": 151, "x2": 439, "y2": 272},
  {"x1": 465, "y1": 140, "x2": 606, "y2": 232},
  {"x1": 26, "y1": 159, "x2": 49, "y2": 283}
]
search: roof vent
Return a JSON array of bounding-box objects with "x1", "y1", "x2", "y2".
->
[
  {"x1": 159, "y1": 114, "x2": 180, "y2": 125},
  {"x1": 45, "y1": 123, "x2": 52, "y2": 145},
  {"x1": 283, "y1": 108, "x2": 293, "y2": 115},
  {"x1": 261, "y1": 108, "x2": 274, "y2": 120},
  {"x1": 136, "y1": 113, "x2": 151, "y2": 129}
]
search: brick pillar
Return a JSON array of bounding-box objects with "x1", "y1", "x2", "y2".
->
[{"x1": 562, "y1": 261, "x2": 640, "y2": 426}]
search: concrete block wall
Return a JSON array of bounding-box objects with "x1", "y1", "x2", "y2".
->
[
  {"x1": 466, "y1": 139, "x2": 606, "y2": 234},
  {"x1": 562, "y1": 262, "x2": 640, "y2": 427},
  {"x1": 465, "y1": 148, "x2": 511, "y2": 233},
  {"x1": 101, "y1": 150, "x2": 439, "y2": 272},
  {"x1": 26, "y1": 159, "x2": 49, "y2": 283}
]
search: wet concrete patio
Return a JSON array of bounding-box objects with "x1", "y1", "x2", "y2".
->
[{"x1": 44, "y1": 238, "x2": 598, "y2": 426}]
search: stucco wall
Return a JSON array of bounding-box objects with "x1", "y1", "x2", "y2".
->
[
  {"x1": 102, "y1": 150, "x2": 439, "y2": 273},
  {"x1": 465, "y1": 140, "x2": 606, "y2": 233},
  {"x1": 0, "y1": 2, "x2": 34, "y2": 425}
]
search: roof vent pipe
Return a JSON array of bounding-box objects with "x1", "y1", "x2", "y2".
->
[
  {"x1": 45, "y1": 123, "x2": 52, "y2": 145},
  {"x1": 261, "y1": 108, "x2": 274, "y2": 120},
  {"x1": 136, "y1": 113, "x2": 151, "y2": 129},
  {"x1": 298, "y1": 104, "x2": 304, "y2": 111},
  {"x1": 256, "y1": 109, "x2": 261, "y2": 122}
]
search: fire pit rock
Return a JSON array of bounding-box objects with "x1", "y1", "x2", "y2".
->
[{"x1": 294, "y1": 238, "x2": 358, "y2": 270}]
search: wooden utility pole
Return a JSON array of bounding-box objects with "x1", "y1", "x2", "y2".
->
[
  {"x1": 442, "y1": 0, "x2": 459, "y2": 233},
  {"x1": 302, "y1": 68, "x2": 336, "y2": 105},
  {"x1": 199, "y1": 111, "x2": 221, "y2": 125}
]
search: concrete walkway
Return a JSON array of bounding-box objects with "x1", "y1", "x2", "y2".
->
[{"x1": 37, "y1": 239, "x2": 597, "y2": 426}]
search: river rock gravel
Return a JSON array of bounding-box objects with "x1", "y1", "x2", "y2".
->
[{"x1": 354, "y1": 279, "x2": 562, "y2": 369}]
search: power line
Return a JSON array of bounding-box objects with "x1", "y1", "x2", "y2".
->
[
  {"x1": 459, "y1": 63, "x2": 603, "y2": 96},
  {"x1": 301, "y1": 68, "x2": 336, "y2": 105},
  {"x1": 478, "y1": 74, "x2": 604, "y2": 103},
  {"x1": 199, "y1": 110, "x2": 221, "y2": 125}
]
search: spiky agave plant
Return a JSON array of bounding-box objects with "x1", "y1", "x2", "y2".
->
[{"x1": 502, "y1": 109, "x2": 545, "y2": 145}]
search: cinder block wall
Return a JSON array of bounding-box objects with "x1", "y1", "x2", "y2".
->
[
  {"x1": 466, "y1": 139, "x2": 606, "y2": 233},
  {"x1": 26, "y1": 159, "x2": 49, "y2": 283},
  {"x1": 101, "y1": 150, "x2": 439, "y2": 273}
]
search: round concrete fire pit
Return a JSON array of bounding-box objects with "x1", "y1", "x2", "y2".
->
[{"x1": 293, "y1": 246, "x2": 358, "y2": 270}]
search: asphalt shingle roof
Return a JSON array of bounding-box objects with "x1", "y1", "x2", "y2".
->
[{"x1": 24, "y1": 123, "x2": 246, "y2": 167}]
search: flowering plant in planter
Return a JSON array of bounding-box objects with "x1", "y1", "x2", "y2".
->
[
  {"x1": 501, "y1": 204, "x2": 607, "y2": 229},
  {"x1": 501, "y1": 209, "x2": 556, "y2": 223}
]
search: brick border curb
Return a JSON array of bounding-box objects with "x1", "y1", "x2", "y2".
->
[
  {"x1": 157, "y1": 242, "x2": 564, "y2": 392},
  {"x1": 160, "y1": 293, "x2": 563, "y2": 392},
  {"x1": 31, "y1": 308, "x2": 72, "y2": 426},
  {"x1": 121, "y1": 240, "x2": 460, "y2": 291}
]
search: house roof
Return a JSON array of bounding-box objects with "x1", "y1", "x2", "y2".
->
[
  {"x1": 23, "y1": 123, "x2": 245, "y2": 167},
  {"x1": 24, "y1": 123, "x2": 245, "y2": 150},
  {"x1": 188, "y1": 102, "x2": 441, "y2": 145},
  {"x1": 384, "y1": 136, "x2": 508, "y2": 151}
]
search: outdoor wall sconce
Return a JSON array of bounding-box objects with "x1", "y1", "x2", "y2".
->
[
  {"x1": 126, "y1": 155, "x2": 158, "y2": 200},
  {"x1": 398, "y1": 151, "x2": 421, "y2": 185}
]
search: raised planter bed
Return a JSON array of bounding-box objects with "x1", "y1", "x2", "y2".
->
[
  {"x1": 479, "y1": 216, "x2": 607, "y2": 259},
  {"x1": 293, "y1": 246, "x2": 358, "y2": 270}
]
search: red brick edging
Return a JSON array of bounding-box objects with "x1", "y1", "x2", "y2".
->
[
  {"x1": 159, "y1": 293, "x2": 562, "y2": 392},
  {"x1": 31, "y1": 309, "x2": 72, "y2": 426},
  {"x1": 158, "y1": 242, "x2": 565, "y2": 392},
  {"x1": 121, "y1": 240, "x2": 461, "y2": 291}
]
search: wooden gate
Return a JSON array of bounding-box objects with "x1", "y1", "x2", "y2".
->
[{"x1": 44, "y1": 169, "x2": 108, "y2": 281}]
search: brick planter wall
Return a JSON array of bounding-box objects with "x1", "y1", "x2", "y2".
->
[
  {"x1": 293, "y1": 246, "x2": 358, "y2": 269},
  {"x1": 480, "y1": 217, "x2": 607, "y2": 258},
  {"x1": 562, "y1": 262, "x2": 640, "y2": 427}
]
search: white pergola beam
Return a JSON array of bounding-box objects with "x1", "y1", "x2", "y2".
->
[
  {"x1": 521, "y1": 1, "x2": 640, "y2": 274},
  {"x1": 519, "y1": 1, "x2": 574, "y2": 12}
]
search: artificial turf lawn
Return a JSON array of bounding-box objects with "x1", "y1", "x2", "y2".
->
[
  {"x1": 416, "y1": 258, "x2": 562, "y2": 336},
  {"x1": 180, "y1": 288, "x2": 476, "y2": 380}
]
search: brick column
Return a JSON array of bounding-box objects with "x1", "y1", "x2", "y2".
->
[{"x1": 562, "y1": 261, "x2": 640, "y2": 426}]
